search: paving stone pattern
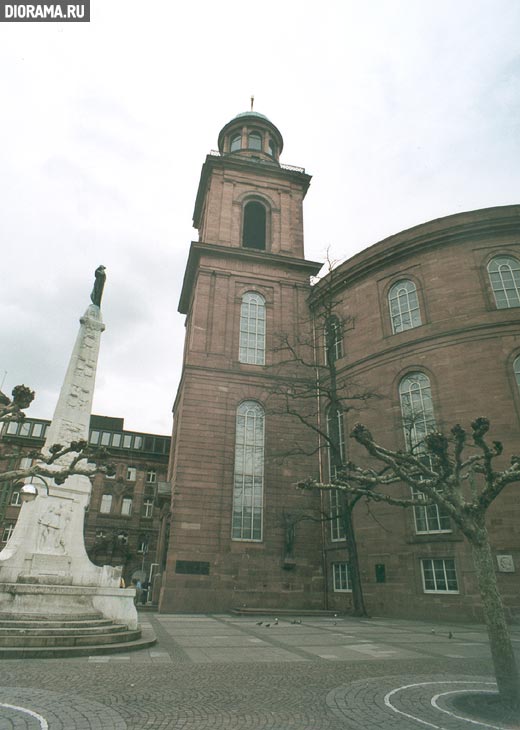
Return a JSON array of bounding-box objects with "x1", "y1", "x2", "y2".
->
[{"x1": 0, "y1": 614, "x2": 518, "y2": 729}]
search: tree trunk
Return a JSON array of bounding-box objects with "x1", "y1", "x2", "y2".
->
[
  {"x1": 471, "y1": 533, "x2": 520, "y2": 708},
  {"x1": 343, "y1": 498, "x2": 368, "y2": 617}
]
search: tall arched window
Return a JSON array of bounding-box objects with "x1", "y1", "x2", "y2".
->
[
  {"x1": 239, "y1": 292, "x2": 266, "y2": 365},
  {"x1": 488, "y1": 256, "x2": 520, "y2": 308},
  {"x1": 514, "y1": 355, "x2": 520, "y2": 392},
  {"x1": 248, "y1": 132, "x2": 262, "y2": 150},
  {"x1": 324, "y1": 315, "x2": 343, "y2": 363},
  {"x1": 327, "y1": 405, "x2": 346, "y2": 541},
  {"x1": 230, "y1": 133, "x2": 241, "y2": 152},
  {"x1": 242, "y1": 201, "x2": 266, "y2": 250},
  {"x1": 389, "y1": 279, "x2": 422, "y2": 333},
  {"x1": 232, "y1": 401, "x2": 265, "y2": 541},
  {"x1": 399, "y1": 373, "x2": 449, "y2": 533},
  {"x1": 399, "y1": 372, "x2": 435, "y2": 451}
]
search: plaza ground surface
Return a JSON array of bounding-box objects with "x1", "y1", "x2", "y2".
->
[{"x1": 0, "y1": 612, "x2": 519, "y2": 729}]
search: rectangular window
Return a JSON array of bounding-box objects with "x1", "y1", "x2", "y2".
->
[
  {"x1": 100, "y1": 494, "x2": 112, "y2": 514},
  {"x1": 6, "y1": 422, "x2": 19, "y2": 434},
  {"x1": 146, "y1": 469, "x2": 157, "y2": 483},
  {"x1": 101, "y1": 431, "x2": 111, "y2": 446},
  {"x1": 143, "y1": 498, "x2": 154, "y2": 518},
  {"x1": 32, "y1": 423, "x2": 43, "y2": 437},
  {"x1": 19, "y1": 457, "x2": 32, "y2": 469},
  {"x1": 412, "y1": 489, "x2": 451, "y2": 533},
  {"x1": 134, "y1": 435, "x2": 143, "y2": 449},
  {"x1": 123, "y1": 434, "x2": 132, "y2": 448},
  {"x1": 333, "y1": 562, "x2": 351, "y2": 592},
  {"x1": 2, "y1": 524, "x2": 15, "y2": 543},
  {"x1": 112, "y1": 433, "x2": 122, "y2": 447},
  {"x1": 421, "y1": 558, "x2": 459, "y2": 593},
  {"x1": 90, "y1": 430, "x2": 100, "y2": 445},
  {"x1": 126, "y1": 467, "x2": 137, "y2": 481},
  {"x1": 10, "y1": 490, "x2": 22, "y2": 506},
  {"x1": 19, "y1": 422, "x2": 31, "y2": 436},
  {"x1": 137, "y1": 538, "x2": 148, "y2": 554},
  {"x1": 121, "y1": 498, "x2": 132, "y2": 516}
]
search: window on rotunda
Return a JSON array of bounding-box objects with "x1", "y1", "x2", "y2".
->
[
  {"x1": 268, "y1": 139, "x2": 276, "y2": 157},
  {"x1": 248, "y1": 132, "x2": 262, "y2": 151},
  {"x1": 242, "y1": 201, "x2": 266, "y2": 250},
  {"x1": 487, "y1": 255, "x2": 520, "y2": 308},
  {"x1": 230, "y1": 134, "x2": 241, "y2": 152}
]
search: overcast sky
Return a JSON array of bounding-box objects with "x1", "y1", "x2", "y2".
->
[{"x1": 1, "y1": 0, "x2": 519, "y2": 435}]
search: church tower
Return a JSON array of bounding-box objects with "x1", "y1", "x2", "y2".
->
[{"x1": 160, "y1": 111, "x2": 324, "y2": 612}]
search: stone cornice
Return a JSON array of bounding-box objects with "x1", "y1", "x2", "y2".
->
[
  {"x1": 310, "y1": 205, "x2": 520, "y2": 306},
  {"x1": 178, "y1": 241, "x2": 322, "y2": 314}
]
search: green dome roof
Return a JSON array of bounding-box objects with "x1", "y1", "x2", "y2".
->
[{"x1": 233, "y1": 111, "x2": 271, "y2": 122}]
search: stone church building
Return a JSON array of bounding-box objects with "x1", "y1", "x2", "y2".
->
[{"x1": 159, "y1": 110, "x2": 520, "y2": 621}]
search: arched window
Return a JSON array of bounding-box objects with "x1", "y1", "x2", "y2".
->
[
  {"x1": 398, "y1": 373, "x2": 449, "y2": 534},
  {"x1": 327, "y1": 405, "x2": 346, "y2": 541},
  {"x1": 399, "y1": 372, "x2": 435, "y2": 451},
  {"x1": 239, "y1": 292, "x2": 266, "y2": 365},
  {"x1": 232, "y1": 401, "x2": 265, "y2": 541},
  {"x1": 248, "y1": 132, "x2": 262, "y2": 150},
  {"x1": 389, "y1": 279, "x2": 422, "y2": 333},
  {"x1": 324, "y1": 315, "x2": 343, "y2": 363},
  {"x1": 242, "y1": 201, "x2": 266, "y2": 250},
  {"x1": 488, "y1": 255, "x2": 520, "y2": 308},
  {"x1": 230, "y1": 133, "x2": 241, "y2": 152},
  {"x1": 514, "y1": 355, "x2": 520, "y2": 392}
]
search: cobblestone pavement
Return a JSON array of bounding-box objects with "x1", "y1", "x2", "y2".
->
[{"x1": 0, "y1": 613, "x2": 519, "y2": 729}]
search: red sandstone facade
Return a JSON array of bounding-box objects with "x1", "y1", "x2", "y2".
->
[{"x1": 161, "y1": 110, "x2": 520, "y2": 621}]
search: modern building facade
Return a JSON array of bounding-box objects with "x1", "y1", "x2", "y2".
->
[
  {"x1": 161, "y1": 109, "x2": 520, "y2": 621},
  {"x1": 0, "y1": 415, "x2": 171, "y2": 592}
]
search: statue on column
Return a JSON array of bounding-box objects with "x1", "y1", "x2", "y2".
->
[{"x1": 90, "y1": 266, "x2": 107, "y2": 307}]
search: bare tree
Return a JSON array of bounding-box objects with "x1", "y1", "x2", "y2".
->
[
  {"x1": 268, "y1": 263, "x2": 379, "y2": 617},
  {"x1": 0, "y1": 385, "x2": 114, "y2": 490},
  {"x1": 299, "y1": 417, "x2": 520, "y2": 709}
]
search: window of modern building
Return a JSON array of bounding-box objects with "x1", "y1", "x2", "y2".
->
[
  {"x1": 126, "y1": 467, "x2": 137, "y2": 481},
  {"x1": 10, "y1": 490, "x2": 22, "y2": 507},
  {"x1": 230, "y1": 133, "x2": 241, "y2": 152},
  {"x1": 421, "y1": 558, "x2": 459, "y2": 593},
  {"x1": 112, "y1": 433, "x2": 122, "y2": 447},
  {"x1": 143, "y1": 498, "x2": 154, "y2": 518},
  {"x1": 123, "y1": 434, "x2": 132, "y2": 448},
  {"x1": 134, "y1": 435, "x2": 143, "y2": 449},
  {"x1": 19, "y1": 422, "x2": 31, "y2": 437},
  {"x1": 32, "y1": 423, "x2": 43, "y2": 438},
  {"x1": 333, "y1": 562, "x2": 352, "y2": 592},
  {"x1": 90, "y1": 430, "x2": 100, "y2": 445},
  {"x1": 2, "y1": 524, "x2": 14, "y2": 543},
  {"x1": 324, "y1": 315, "x2": 343, "y2": 363},
  {"x1": 389, "y1": 279, "x2": 422, "y2": 333},
  {"x1": 100, "y1": 431, "x2": 110, "y2": 446},
  {"x1": 232, "y1": 401, "x2": 265, "y2": 541},
  {"x1": 488, "y1": 255, "x2": 520, "y2": 308},
  {"x1": 242, "y1": 201, "x2": 266, "y2": 250},
  {"x1": 248, "y1": 131, "x2": 262, "y2": 150},
  {"x1": 121, "y1": 498, "x2": 132, "y2": 516},
  {"x1": 239, "y1": 292, "x2": 266, "y2": 365},
  {"x1": 100, "y1": 494, "x2": 112, "y2": 514},
  {"x1": 146, "y1": 469, "x2": 157, "y2": 483},
  {"x1": 514, "y1": 355, "x2": 520, "y2": 392},
  {"x1": 327, "y1": 405, "x2": 346, "y2": 541},
  {"x1": 6, "y1": 422, "x2": 18, "y2": 435}
]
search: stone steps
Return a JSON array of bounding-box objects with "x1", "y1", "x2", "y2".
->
[{"x1": 0, "y1": 612, "x2": 156, "y2": 657}]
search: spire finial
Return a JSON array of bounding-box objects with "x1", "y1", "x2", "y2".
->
[{"x1": 250, "y1": 95, "x2": 254, "y2": 111}]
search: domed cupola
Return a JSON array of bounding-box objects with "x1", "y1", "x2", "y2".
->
[{"x1": 217, "y1": 110, "x2": 284, "y2": 163}]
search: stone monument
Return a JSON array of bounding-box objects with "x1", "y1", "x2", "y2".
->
[{"x1": 0, "y1": 268, "x2": 138, "y2": 630}]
